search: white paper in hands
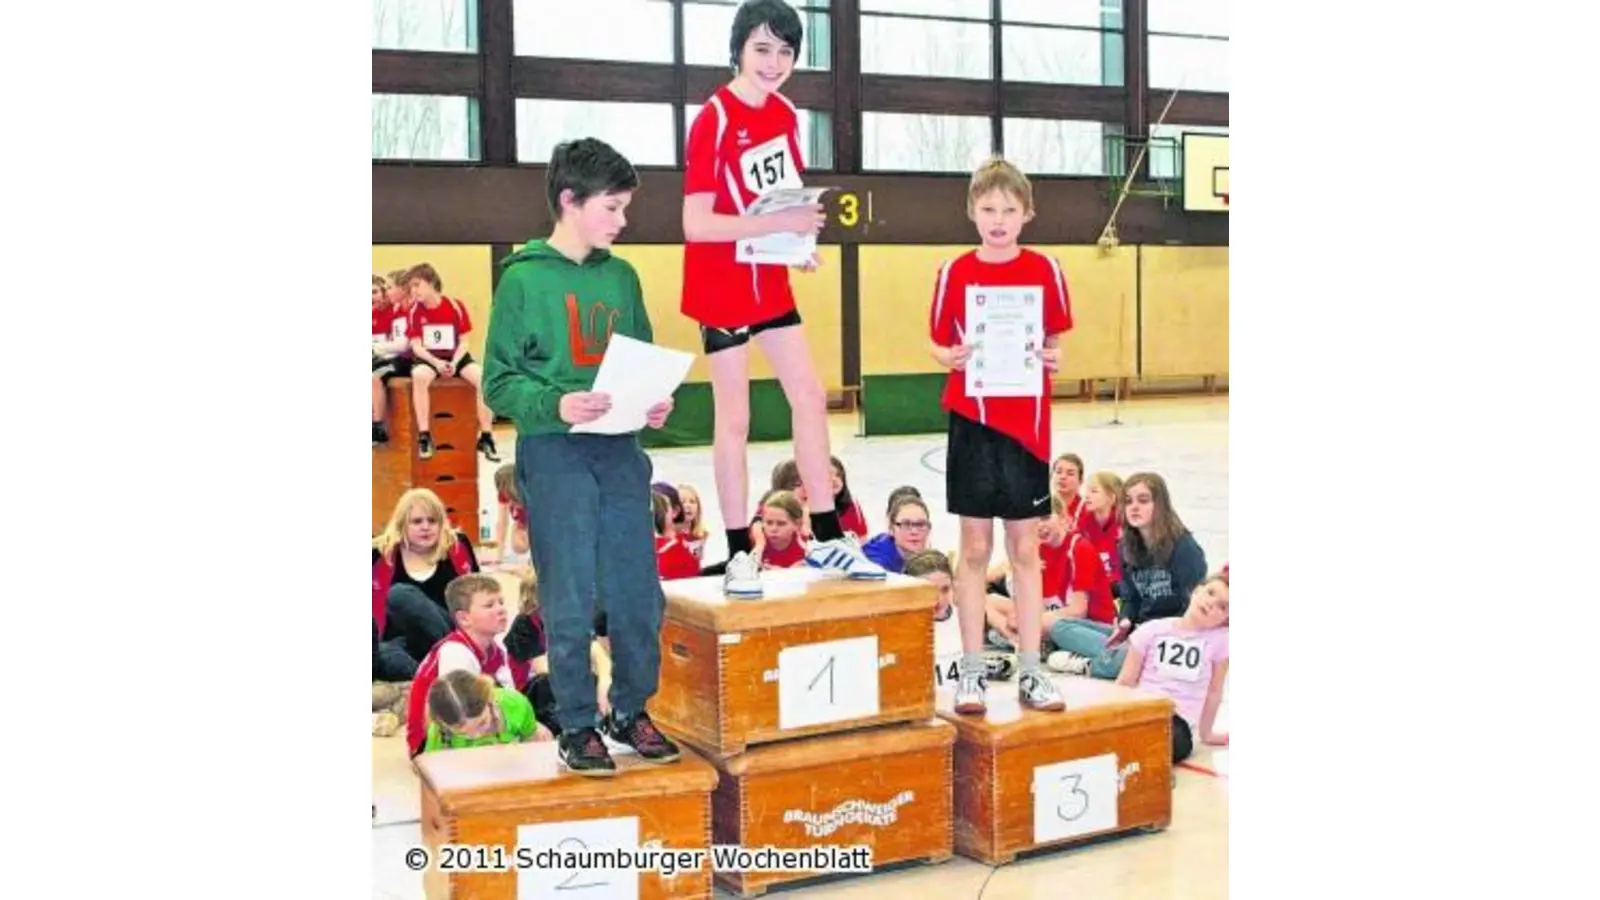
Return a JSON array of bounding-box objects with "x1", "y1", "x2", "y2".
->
[
  {"x1": 736, "y1": 186, "x2": 836, "y2": 266},
  {"x1": 569, "y1": 335, "x2": 695, "y2": 435}
]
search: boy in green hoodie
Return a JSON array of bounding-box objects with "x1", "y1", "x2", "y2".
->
[{"x1": 482, "y1": 138, "x2": 681, "y2": 777}]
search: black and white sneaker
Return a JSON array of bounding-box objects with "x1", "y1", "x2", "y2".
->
[
  {"x1": 983, "y1": 652, "x2": 1017, "y2": 682},
  {"x1": 417, "y1": 432, "x2": 435, "y2": 460},
  {"x1": 601, "y1": 710, "x2": 681, "y2": 764},
  {"x1": 1018, "y1": 670, "x2": 1066, "y2": 712},
  {"x1": 372, "y1": 423, "x2": 389, "y2": 446},
  {"x1": 557, "y1": 727, "x2": 616, "y2": 777},
  {"x1": 477, "y1": 432, "x2": 501, "y2": 462}
]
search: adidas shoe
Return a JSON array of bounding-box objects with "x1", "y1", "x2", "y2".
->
[
  {"x1": 1046, "y1": 650, "x2": 1094, "y2": 676},
  {"x1": 1019, "y1": 669, "x2": 1066, "y2": 712},
  {"x1": 805, "y1": 535, "x2": 887, "y2": 580},
  {"x1": 723, "y1": 551, "x2": 763, "y2": 598}
]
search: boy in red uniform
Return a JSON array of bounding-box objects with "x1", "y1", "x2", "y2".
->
[
  {"x1": 680, "y1": 0, "x2": 883, "y2": 596},
  {"x1": 930, "y1": 157, "x2": 1073, "y2": 716},
  {"x1": 404, "y1": 262, "x2": 501, "y2": 462},
  {"x1": 372, "y1": 274, "x2": 412, "y2": 445},
  {"x1": 402, "y1": 573, "x2": 514, "y2": 758}
]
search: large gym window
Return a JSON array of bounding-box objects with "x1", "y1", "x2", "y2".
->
[
  {"x1": 1147, "y1": 0, "x2": 1229, "y2": 92},
  {"x1": 683, "y1": 1, "x2": 833, "y2": 71},
  {"x1": 372, "y1": 0, "x2": 478, "y2": 53},
  {"x1": 861, "y1": 1, "x2": 992, "y2": 80},
  {"x1": 372, "y1": 94, "x2": 481, "y2": 161},
  {"x1": 516, "y1": 100, "x2": 678, "y2": 165},
  {"x1": 862, "y1": 112, "x2": 992, "y2": 173},
  {"x1": 512, "y1": 0, "x2": 675, "y2": 63},
  {"x1": 1004, "y1": 118, "x2": 1118, "y2": 176}
]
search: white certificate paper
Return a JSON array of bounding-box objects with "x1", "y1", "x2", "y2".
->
[
  {"x1": 736, "y1": 186, "x2": 836, "y2": 266},
  {"x1": 963, "y1": 285, "x2": 1044, "y2": 398},
  {"x1": 570, "y1": 335, "x2": 695, "y2": 435}
]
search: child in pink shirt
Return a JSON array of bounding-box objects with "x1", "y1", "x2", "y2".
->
[{"x1": 1116, "y1": 572, "x2": 1229, "y2": 762}]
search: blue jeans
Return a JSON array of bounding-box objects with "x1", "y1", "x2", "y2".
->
[
  {"x1": 374, "y1": 584, "x2": 453, "y2": 679},
  {"x1": 518, "y1": 432, "x2": 663, "y2": 732},
  {"x1": 1047, "y1": 619, "x2": 1126, "y2": 680}
]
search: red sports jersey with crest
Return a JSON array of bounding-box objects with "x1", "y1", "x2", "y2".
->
[
  {"x1": 929, "y1": 249, "x2": 1073, "y2": 461},
  {"x1": 408, "y1": 297, "x2": 473, "y2": 358},
  {"x1": 681, "y1": 86, "x2": 806, "y2": 329}
]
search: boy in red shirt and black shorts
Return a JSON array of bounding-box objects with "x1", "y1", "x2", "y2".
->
[
  {"x1": 372, "y1": 274, "x2": 412, "y2": 445},
  {"x1": 930, "y1": 157, "x2": 1073, "y2": 716},
  {"x1": 404, "y1": 262, "x2": 501, "y2": 462},
  {"x1": 680, "y1": 0, "x2": 883, "y2": 597}
]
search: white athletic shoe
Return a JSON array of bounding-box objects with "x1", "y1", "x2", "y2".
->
[
  {"x1": 805, "y1": 535, "x2": 887, "y2": 580},
  {"x1": 1019, "y1": 669, "x2": 1066, "y2": 711},
  {"x1": 953, "y1": 667, "x2": 988, "y2": 715},
  {"x1": 1046, "y1": 650, "x2": 1094, "y2": 676},
  {"x1": 722, "y1": 551, "x2": 763, "y2": 599}
]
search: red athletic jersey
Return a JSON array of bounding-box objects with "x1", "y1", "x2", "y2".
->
[
  {"x1": 930, "y1": 249, "x2": 1073, "y2": 461},
  {"x1": 1060, "y1": 492, "x2": 1084, "y2": 522},
  {"x1": 839, "y1": 499, "x2": 869, "y2": 540},
  {"x1": 372, "y1": 305, "x2": 408, "y2": 346},
  {"x1": 681, "y1": 86, "x2": 805, "y2": 329},
  {"x1": 1042, "y1": 534, "x2": 1114, "y2": 624},
  {"x1": 1075, "y1": 506, "x2": 1123, "y2": 584},
  {"x1": 408, "y1": 297, "x2": 472, "y2": 358},
  {"x1": 762, "y1": 537, "x2": 807, "y2": 569},
  {"x1": 404, "y1": 629, "x2": 512, "y2": 757},
  {"x1": 655, "y1": 534, "x2": 701, "y2": 580}
]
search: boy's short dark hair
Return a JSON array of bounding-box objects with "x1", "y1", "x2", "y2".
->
[
  {"x1": 729, "y1": 0, "x2": 804, "y2": 70},
  {"x1": 546, "y1": 138, "x2": 640, "y2": 219}
]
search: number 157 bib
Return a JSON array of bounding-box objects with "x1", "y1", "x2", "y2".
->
[{"x1": 740, "y1": 136, "x2": 801, "y2": 196}]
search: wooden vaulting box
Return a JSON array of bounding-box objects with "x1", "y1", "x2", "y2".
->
[
  {"x1": 650, "y1": 571, "x2": 939, "y2": 757},
  {"x1": 709, "y1": 718, "x2": 956, "y2": 897},
  {"x1": 940, "y1": 677, "x2": 1175, "y2": 865},
  {"x1": 372, "y1": 377, "x2": 483, "y2": 540},
  {"x1": 414, "y1": 743, "x2": 719, "y2": 900}
]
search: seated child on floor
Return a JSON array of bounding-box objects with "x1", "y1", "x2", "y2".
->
[
  {"x1": 653, "y1": 492, "x2": 701, "y2": 580},
  {"x1": 503, "y1": 568, "x2": 614, "y2": 738},
  {"x1": 422, "y1": 669, "x2": 552, "y2": 752},
  {"x1": 1115, "y1": 572, "x2": 1230, "y2": 763},
  {"x1": 758, "y1": 489, "x2": 808, "y2": 570},
  {"x1": 492, "y1": 464, "x2": 531, "y2": 566},
  {"x1": 675, "y1": 483, "x2": 710, "y2": 562}
]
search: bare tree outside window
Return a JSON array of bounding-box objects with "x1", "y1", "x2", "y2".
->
[{"x1": 372, "y1": 0, "x2": 475, "y2": 52}]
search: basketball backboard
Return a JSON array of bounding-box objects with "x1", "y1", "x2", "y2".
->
[{"x1": 1182, "y1": 133, "x2": 1229, "y2": 212}]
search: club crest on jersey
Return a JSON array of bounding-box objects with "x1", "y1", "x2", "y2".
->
[{"x1": 737, "y1": 128, "x2": 751, "y2": 147}]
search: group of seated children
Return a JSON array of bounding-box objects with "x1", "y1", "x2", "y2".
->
[
  {"x1": 383, "y1": 443, "x2": 1227, "y2": 767},
  {"x1": 371, "y1": 264, "x2": 501, "y2": 462}
]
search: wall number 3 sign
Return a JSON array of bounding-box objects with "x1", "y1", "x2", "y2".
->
[
  {"x1": 777, "y1": 636, "x2": 880, "y2": 730},
  {"x1": 1031, "y1": 754, "x2": 1120, "y2": 844}
]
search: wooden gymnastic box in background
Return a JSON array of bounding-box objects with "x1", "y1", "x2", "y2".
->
[{"x1": 373, "y1": 377, "x2": 481, "y2": 541}]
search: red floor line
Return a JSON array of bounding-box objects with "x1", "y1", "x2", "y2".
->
[{"x1": 1177, "y1": 760, "x2": 1223, "y2": 778}]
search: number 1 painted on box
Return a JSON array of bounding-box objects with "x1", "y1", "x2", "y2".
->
[{"x1": 808, "y1": 655, "x2": 835, "y2": 704}]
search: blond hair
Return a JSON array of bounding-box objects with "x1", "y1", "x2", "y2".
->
[
  {"x1": 373, "y1": 489, "x2": 459, "y2": 565},
  {"x1": 677, "y1": 484, "x2": 708, "y2": 541},
  {"x1": 967, "y1": 156, "x2": 1034, "y2": 216},
  {"x1": 444, "y1": 573, "x2": 501, "y2": 619}
]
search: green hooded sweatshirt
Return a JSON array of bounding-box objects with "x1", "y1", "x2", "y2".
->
[{"x1": 482, "y1": 239, "x2": 654, "y2": 437}]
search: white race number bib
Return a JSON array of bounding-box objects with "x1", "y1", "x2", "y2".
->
[
  {"x1": 1151, "y1": 637, "x2": 1204, "y2": 683},
  {"x1": 739, "y1": 135, "x2": 801, "y2": 196},
  {"x1": 421, "y1": 323, "x2": 456, "y2": 352}
]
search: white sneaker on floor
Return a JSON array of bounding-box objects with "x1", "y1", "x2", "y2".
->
[
  {"x1": 1046, "y1": 650, "x2": 1094, "y2": 676},
  {"x1": 805, "y1": 535, "x2": 887, "y2": 580},
  {"x1": 723, "y1": 551, "x2": 763, "y2": 599}
]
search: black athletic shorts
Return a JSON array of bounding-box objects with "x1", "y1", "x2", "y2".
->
[
  {"x1": 372, "y1": 355, "x2": 412, "y2": 383},
  {"x1": 945, "y1": 412, "x2": 1051, "y2": 521},
  {"x1": 416, "y1": 352, "x2": 477, "y2": 377},
  {"x1": 700, "y1": 308, "x2": 803, "y2": 355}
]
